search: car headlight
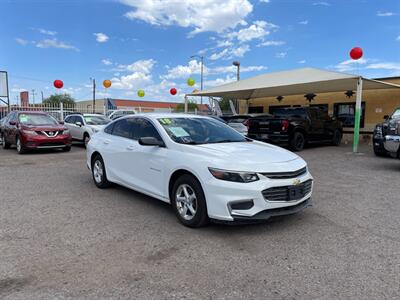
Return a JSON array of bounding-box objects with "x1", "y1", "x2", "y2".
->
[
  {"x1": 63, "y1": 129, "x2": 70, "y2": 135},
  {"x1": 208, "y1": 167, "x2": 259, "y2": 183},
  {"x1": 374, "y1": 125, "x2": 383, "y2": 138},
  {"x1": 22, "y1": 130, "x2": 38, "y2": 136}
]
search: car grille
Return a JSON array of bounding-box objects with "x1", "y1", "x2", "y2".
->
[
  {"x1": 262, "y1": 179, "x2": 312, "y2": 202},
  {"x1": 260, "y1": 167, "x2": 307, "y2": 179},
  {"x1": 37, "y1": 130, "x2": 61, "y2": 138}
]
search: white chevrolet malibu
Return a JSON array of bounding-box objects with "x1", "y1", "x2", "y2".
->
[{"x1": 86, "y1": 114, "x2": 313, "y2": 227}]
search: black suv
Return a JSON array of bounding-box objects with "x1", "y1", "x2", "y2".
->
[{"x1": 373, "y1": 107, "x2": 400, "y2": 158}]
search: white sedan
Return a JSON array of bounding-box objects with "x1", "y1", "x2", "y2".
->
[{"x1": 86, "y1": 114, "x2": 313, "y2": 227}]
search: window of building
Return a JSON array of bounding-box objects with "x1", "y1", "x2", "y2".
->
[
  {"x1": 310, "y1": 104, "x2": 328, "y2": 113},
  {"x1": 269, "y1": 105, "x2": 291, "y2": 114},
  {"x1": 333, "y1": 102, "x2": 366, "y2": 128},
  {"x1": 248, "y1": 106, "x2": 264, "y2": 113}
]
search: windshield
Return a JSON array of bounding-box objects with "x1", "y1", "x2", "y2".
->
[
  {"x1": 84, "y1": 115, "x2": 111, "y2": 125},
  {"x1": 392, "y1": 108, "x2": 400, "y2": 119},
  {"x1": 272, "y1": 108, "x2": 307, "y2": 118},
  {"x1": 158, "y1": 117, "x2": 248, "y2": 145},
  {"x1": 18, "y1": 114, "x2": 58, "y2": 125}
]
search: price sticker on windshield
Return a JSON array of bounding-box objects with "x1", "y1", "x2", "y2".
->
[
  {"x1": 169, "y1": 127, "x2": 190, "y2": 137},
  {"x1": 20, "y1": 115, "x2": 28, "y2": 122},
  {"x1": 159, "y1": 118, "x2": 172, "y2": 125}
]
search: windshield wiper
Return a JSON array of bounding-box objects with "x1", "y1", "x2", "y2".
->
[{"x1": 211, "y1": 139, "x2": 244, "y2": 144}]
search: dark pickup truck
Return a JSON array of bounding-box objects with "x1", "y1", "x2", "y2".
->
[
  {"x1": 247, "y1": 107, "x2": 343, "y2": 151},
  {"x1": 373, "y1": 107, "x2": 400, "y2": 158}
]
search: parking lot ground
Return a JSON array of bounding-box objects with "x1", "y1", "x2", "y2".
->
[{"x1": 0, "y1": 144, "x2": 399, "y2": 299}]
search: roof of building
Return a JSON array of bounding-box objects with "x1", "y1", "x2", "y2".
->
[{"x1": 112, "y1": 99, "x2": 209, "y2": 110}]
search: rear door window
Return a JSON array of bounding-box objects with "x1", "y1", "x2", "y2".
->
[
  {"x1": 112, "y1": 118, "x2": 138, "y2": 139},
  {"x1": 133, "y1": 118, "x2": 162, "y2": 141}
]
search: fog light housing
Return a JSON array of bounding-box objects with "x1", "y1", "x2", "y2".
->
[{"x1": 230, "y1": 200, "x2": 254, "y2": 210}]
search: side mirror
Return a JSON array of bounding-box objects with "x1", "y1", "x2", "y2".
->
[
  {"x1": 139, "y1": 137, "x2": 164, "y2": 147},
  {"x1": 75, "y1": 121, "x2": 83, "y2": 127},
  {"x1": 383, "y1": 115, "x2": 389, "y2": 120},
  {"x1": 9, "y1": 120, "x2": 17, "y2": 126},
  {"x1": 59, "y1": 120, "x2": 65, "y2": 125}
]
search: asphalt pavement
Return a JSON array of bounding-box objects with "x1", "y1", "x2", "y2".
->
[{"x1": 0, "y1": 144, "x2": 399, "y2": 299}]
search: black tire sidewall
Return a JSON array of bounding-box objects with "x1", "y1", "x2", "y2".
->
[
  {"x1": 171, "y1": 174, "x2": 209, "y2": 228},
  {"x1": 16, "y1": 136, "x2": 25, "y2": 154},
  {"x1": 290, "y1": 132, "x2": 305, "y2": 151},
  {"x1": 91, "y1": 155, "x2": 110, "y2": 188},
  {"x1": 332, "y1": 130, "x2": 342, "y2": 146}
]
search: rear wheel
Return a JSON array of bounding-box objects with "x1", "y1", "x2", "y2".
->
[
  {"x1": 290, "y1": 132, "x2": 305, "y2": 152},
  {"x1": 1, "y1": 133, "x2": 10, "y2": 149},
  {"x1": 331, "y1": 129, "x2": 342, "y2": 146},
  {"x1": 171, "y1": 174, "x2": 209, "y2": 228},
  {"x1": 83, "y1": 133, "x2": 90, "y2": 148},
  {"x1": 16, "y1": 136, "x2": 26, "y2": 154},
  {"x1": 91, "y1": 155, "x2": 110, "y2": 188}
]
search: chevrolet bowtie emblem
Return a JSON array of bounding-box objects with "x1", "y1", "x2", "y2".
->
[{"x1": 293, "y1": 179, "x2": 301, "y2": 186}]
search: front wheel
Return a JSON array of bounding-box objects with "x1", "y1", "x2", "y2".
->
[
  {"x1": 1, "y1": 133, "x2": 10, "y2": 149},
  {"x1": 290, "y1": 132, "x2": 306, "y2": 152},
  {"x1": 16, "y1": 136, "x2": 26, "y2": 154},
  {"x1": 171, "y1": 175, "x2": 209, "y2": 228},
  {"x1": 91, "y1": 155, "x2": 110, "y2": 188},
  {"x1": 331, "y1": 129, "x2": 342, "y2": 146}
]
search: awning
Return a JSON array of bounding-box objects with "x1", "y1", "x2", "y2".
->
[{"x1": 186, "y1": 68, "x2": 400, "y2": 99}]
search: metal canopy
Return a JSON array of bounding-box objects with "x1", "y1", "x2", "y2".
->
[{"x1": 186, "y1": 68, "x2": 400, "y2": 99}]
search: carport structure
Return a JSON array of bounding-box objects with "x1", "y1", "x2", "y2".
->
[{"x1": 186, "y1": 67, "x2": 400, "y2": 153}]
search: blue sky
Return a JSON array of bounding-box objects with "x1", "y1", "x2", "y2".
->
[{"x1": 1, "y1": 0, "x2": 399, "y2": 104}]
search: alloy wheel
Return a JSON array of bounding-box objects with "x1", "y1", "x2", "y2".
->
[
  {"x1": 93, "y1": 160, "x2": 103, "y2": 184},
  {"x1": 175, "y1": 184, "x2": 198, "y2": 221},
  {"x1": 16, "y1": 138, "x2": 22, "y2": 152}
]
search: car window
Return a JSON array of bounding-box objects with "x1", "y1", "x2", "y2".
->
[
  {"x1": 134, "y1": 118, "x2": 162, "y2": 141},
  {"x1": 76, "y1": 116, "x2": 84, "y2": 124},
  {"x1": 104, "y1": 123, "x2": 114, "y2": 134},
  {"x1": 18, "y1": 113, "x2": 58, "y2": 125},
  {"x1": 392, "y1": 108, "x2": 400, "y2": 119},
  {"x1": 84, "y1": 115, "x2": 110, "y2": 125},
  {"x1": 112, "y1": 118, "x2": 137, "y2": 139},
  {"x1": 65, "y1": 116, "x2": 73, "y2": 123}
]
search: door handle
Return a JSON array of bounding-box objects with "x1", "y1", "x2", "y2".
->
[
  {"x1": 103, "y1": 140, "x2": 110, "y2": 145},
  {"x1": 126, "y1": 145, "x2": 135, "y2": 150}
]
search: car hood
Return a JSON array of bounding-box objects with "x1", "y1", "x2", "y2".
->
[
  {"x1": 87, "y1": 125, "x2": 106, "y2": 131},
  {"x1": 21, "y1": 124, "x2": 66, "y2": 131},
  {"x1": 184, "y1": 141, "x2": 306, "y2": 172}
]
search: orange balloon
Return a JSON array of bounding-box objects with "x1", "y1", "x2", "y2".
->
[{"x1": 103, "y1": 79, "x2": 112, "y2": 88}]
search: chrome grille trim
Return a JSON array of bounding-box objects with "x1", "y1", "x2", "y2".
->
[
  {"x1": 260, "y1": 167, "x2": 307, "y2": 179},
  {"x1": 262, "y1": 179, "x2": 313, "y2": 202}
]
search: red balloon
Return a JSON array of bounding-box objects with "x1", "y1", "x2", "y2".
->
[
  {"x1": 170, "y1": 87, "x2": 177, "y2": 95},
  {"x1": 350, "y1": 47, "x2": 363, "y2": 60},
  {"x1": 53, "y1": 79, "x2": 64, "y2": 89}
]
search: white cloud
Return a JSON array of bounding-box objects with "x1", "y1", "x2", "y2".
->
[
  {"x1": 120, "y1": 0, "x2": 253, "y2": 35},
  {"x1": 257, "y1": 40, "x2": 285, "y2": 47},
  {"x1": 163, "y1": 59, "x2": 203, "y2": 80},
  {"x1": 260, "y1": 0, "x2": 270, "y2": 3},
  {"x1": 298, "y1": 60, "x2": 306, "y2": 64},
  {"x1": 275, "y1": 52, "x2": 287, "y2": 58},
  {"x1": 94, "y1": 32, "x2": 109, "y2": 43},
  {"x1": 210, "y1": 44, "x2": 250, "y2": 60},
  {"x1": 204, "y1": 75, "x2": 236, "y2": 87},
  {"x1": 15, "y1": 38, "x2": 29, "y2": 46},
  {"x1": 37, "y1": 28, "x2": 57, "y2": 36},
  {"x1": 231, "y1": 44, "x2": 251, "y2": 57},
  {"x1": 225, "y1": 20, "x2": 278, "y2": 43},
  {"x1": 114, "y1": 59, "x2": 156, "y2": 73},
  {"x1": 377, "y1": 11, "x2": 395, "y2": 17},
  {"x1": 102, "y1": 59, "x2": 113, "y2": 66},
  {"x1": 366, "y1": 62, "x2": 400, "y2": 71},
  {"x1": 313, "y1": 2, "x2": 330, "y2": 6},
  {"x1": 397, "y1": 35, "x2": 400, "y2": 41},
  {"x1": 35, "y1": 38, "x2": 79, "y2": 51},
  {"x1": 299, "y1": 20, "x2": 309, "y2": 25},
  {"x1": 334, "y1": 58, "x2": 367, "y2": 72},
  {"x1": 111, "y1": 59, "x2": 156, "y2": 90},
  {"x1": 209, "y1": 48, "x2": 230, "y2": 60}
]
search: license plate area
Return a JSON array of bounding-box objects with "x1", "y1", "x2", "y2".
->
[
  {"x1": 288, "y1": 186, "x2": 303, "y2": 200},
  {"x1": 260, "y1": 134, "x2": 269, "y2": 139}
]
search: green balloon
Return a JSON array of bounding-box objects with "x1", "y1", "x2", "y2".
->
[
  {"x1": 138, "y1": 89, "x2": 145, "y2": 97},
  {"x1": 187, "y1": 78, "x2": 195, "y2": 86}
]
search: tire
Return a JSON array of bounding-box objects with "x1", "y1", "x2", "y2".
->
[
  {"x1": 290, "y1": 132, "x2": 306, "y2": 152},
  {"x1": 62, "y1": 146, "x2": 71, "y2": 152},
  {"x1": 1, "y1": 133, "x2": 10, "y2": 149},
  {"x1": 91, "y1": 154, "x2": 110, "y2": 188},
  {"x1": 83, "y1": 133, "x2": 90, "y2": 148},
  {"x1": 373, "y1": 148, "x2": 387, "y2": 157},
  {"x1": 171, "y1": 174, "x2": 209, "y2": 228},
  {"x1": 331, "y1": 129, "x2": 342, "y2": 146},
  {"x1": 16, "y1": 136, "x2": 26, "y2": 154}
]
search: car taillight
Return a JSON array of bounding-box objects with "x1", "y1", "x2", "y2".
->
[
  {"x1": 281, "y1": 120, "x2": 289, "y2": 131},
  {"x1": 243, "y1": 119, "x2": 250, "y2": 129}
]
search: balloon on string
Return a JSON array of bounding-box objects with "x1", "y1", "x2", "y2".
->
[
  {"x1": 187, "y1": 78, "x2": 195, "y2": 86},
  {"x1": 53, "y1": 80, "x2": 64, "y2": 89},
  {"x1": 170, "y1": 88, "x2": 177, "y2": 95},
  {"x1": 350, "y1": 47, "x2": 363, "y2": 60},
  {"x1": 138, "y1": 89, "x2": 145, "y2": 97},
  {"x1": 103, "y1": 79, "x2": 112, "y2": 88}
]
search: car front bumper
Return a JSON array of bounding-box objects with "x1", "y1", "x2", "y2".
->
[
  {"x1": 384, "y1": 135, "x2": 400, "y2": 154},
  {"x1": 203, "y1": 168, "x2": 313, "y2": 222},
  {"x1": 22, "y1": 134, "x2": 72, "y2": 149}
]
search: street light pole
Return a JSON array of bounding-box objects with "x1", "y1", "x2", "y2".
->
[
  {"x1": 232, "y1": 61, "x2": 241, "y2": 112},
  {"x1": 190, "y1": 55, "x2": 204, "y2": 105}
]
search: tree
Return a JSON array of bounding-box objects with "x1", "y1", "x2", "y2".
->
[
  {"x1": 219, "y1": 97, "x2": 232, "y2": 111},
  {"x1": 43, "y1": 93, "x2": 76, "y2": 106},
  {"x1": 175, "y1": 101, "x2": 199, "y2": 112}
]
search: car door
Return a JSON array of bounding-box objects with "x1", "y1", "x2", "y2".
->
[
  {"x1": 8, "y1": 112, "x2": 18, "y2": 144},
  {"x1": 65, "y1": 116, "x2": 79, "y2": 139},
  {"x1": 131, "y1": 117, "x2": 167, "y2": 198},
  {"x1": 308, "y1": 109, "x2": 324, "y2": 141},
  {"x1": 74, "y1": 115, "x2": 85, "y2": 140}
]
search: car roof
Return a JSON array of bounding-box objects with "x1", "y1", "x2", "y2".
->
[
  {"x1": 124, "y1": 113, "x2": 211, "y2": 120},
  {"x1": 15, "y1": 111, "x2": 47, "y2": 115}
]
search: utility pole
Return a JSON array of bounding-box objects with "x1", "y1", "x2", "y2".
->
[
  {"x1": 90, "y1": 78, "x2": 96, "y2": 113},
  {"x1": 232, "y1": 61, "x2": 241, "y2": 112},
  {"x1": 31, "y1": 89, "x2": 36, "y2": 105},
  {"x1": 41, "y1": 91, "x2": 44, "y2": 102},
  {"x1": 190, "y1": 55, "x2": 204, "y2": 105},
  {"x1": 16, "y1": 95, "x2": 19, "y2": 105}
]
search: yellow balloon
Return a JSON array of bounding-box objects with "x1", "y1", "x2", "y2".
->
[
  {"x1": 187, "y1": 78, "x2": 195, "y2": 87},
  {"x1": 138, "y1": 89, "x2": 145, "y2": 97},
  {"x1": 103, "y1": 79, "x2": 112, "y2": 88}
]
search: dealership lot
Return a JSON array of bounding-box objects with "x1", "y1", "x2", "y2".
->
[{"x1": 0, "y1": 145, "x2": 399, "y2": 299}]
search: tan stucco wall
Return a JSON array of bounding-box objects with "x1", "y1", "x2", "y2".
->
[{"x1": 240, "y1": 78, "x2": 400, "y2": 134}]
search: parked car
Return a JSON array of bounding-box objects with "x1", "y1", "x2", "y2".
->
[
  {"x1": 209, "y1": 115, "x2": 248, "y2": 135},
  {"x1": 221, "y1": 113, "x2": 271, "y2": 129},
  {"x1": 247, "y1": 107, "x2": 343, "y2": 151},
  {"x1": 1, "y1": 111, "x2": 72, "y2": 154},
  {"x1": 373, "y1": 107, "x2": 400, "y2": 157},
  {"x1": 108, "y1": 109, "x2": 137, "y2": 120},
  {"x1": 86, "y1": 114, "x2": 313, "y2": 227},
  {"x1": 64, "y1": 113, "x2": 111, "y2": 146}
]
